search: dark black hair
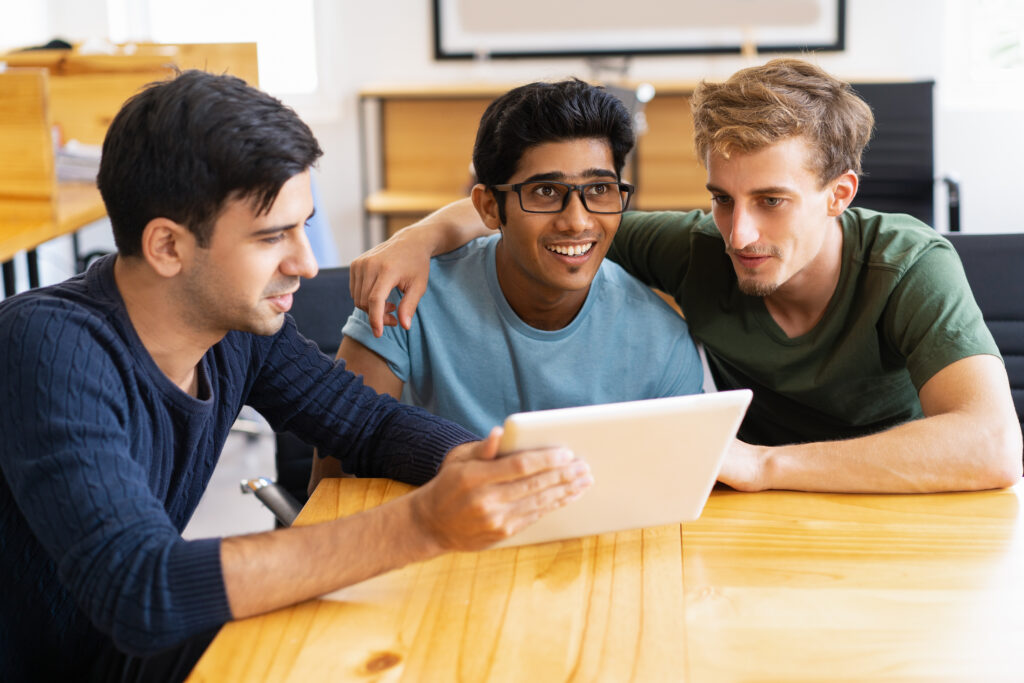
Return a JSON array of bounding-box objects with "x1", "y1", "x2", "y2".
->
[
  {"x1": 471, "y1": 79, "x2": 635, "y2": 222},
  {"x1": 97, "y1": 69, "x2": 323, "y2": 256}
]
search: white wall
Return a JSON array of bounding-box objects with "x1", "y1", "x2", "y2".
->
[
  {"x1": 3, "y1": 0, "x2": 1019, "y2": 276},
  {"x1": 315, "y1": 0, "x2": 1013, "y2": 264}
]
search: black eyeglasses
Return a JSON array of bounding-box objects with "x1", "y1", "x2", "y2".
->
[{"x1": 490, "y1": 180, "x2": 635, "y2": 214}]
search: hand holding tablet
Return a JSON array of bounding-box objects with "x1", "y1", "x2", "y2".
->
[{"x1": 494, "y1": 390, "x2": 753, "y2": 548}]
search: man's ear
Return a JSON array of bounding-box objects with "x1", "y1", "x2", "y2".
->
[
  {"x1": 827, "y1": 170, "x2": 859, "y2": 217},
  {"x1": 139, "y1": 217, "x2": 194, "y2": 278},
  {"x1": 471, "y1": 184, "x2": 504, "y2": 231}
]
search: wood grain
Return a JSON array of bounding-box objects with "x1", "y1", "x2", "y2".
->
[
  {"x1": 0, "y1": 69, "x2": 55, "y2": 204},
  {"x1": 189, "y1": 479, "x2": 1024, "y2": 682},
  {"x1": 362, "y1": 83, "x2": 716, "y2": 237},
  {"x1": 0, "y1": 43, "x2": 258, "y2": 262}
]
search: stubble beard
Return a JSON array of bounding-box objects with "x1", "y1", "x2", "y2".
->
[
  {"x1": 727, "y1": 247, "x2": 784, "y2": 298},
  {"x1": 736, "y1": 277, "x2": 780, "y2": 297}
]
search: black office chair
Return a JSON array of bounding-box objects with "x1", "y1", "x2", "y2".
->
[
  {"x1": 852, "y1": 81, "x2": 961, "y2": 231},
  {"x1": 240, "y1": 266, "x2": 355, "y2": 525},
  {"x1": 945, "y1": 233, "x2": 1024, "y2": 459}
]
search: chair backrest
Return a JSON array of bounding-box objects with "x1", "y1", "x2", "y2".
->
[
  {"x1": 852, "y1": 81, "x2": 936, "y2": 227},
  {"x1": 288, "y1": 266, "x2": 354, "y2": 357},
  {"x1": 945, "y1": 233, "x2": 1024, "y2": 439},
  {"x1": 276, "y1": 266, "x2": 355, "y2": 503}
]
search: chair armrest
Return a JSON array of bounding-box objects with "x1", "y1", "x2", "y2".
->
[{"x1": 240, "y1": 477, "x2": 302, "y2": 527}]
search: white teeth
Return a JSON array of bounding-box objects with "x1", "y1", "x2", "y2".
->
[{"x1": 547, "y1": 243, "x2": 593, "y2": 256}]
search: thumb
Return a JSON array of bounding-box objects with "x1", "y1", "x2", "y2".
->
[{"x1": 476, "y1": 426, "x2": 503, "y2": 461}]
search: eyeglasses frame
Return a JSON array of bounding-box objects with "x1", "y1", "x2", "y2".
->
[{"x1": 489, "y1": 180, "x2": 635, "y2": 215}]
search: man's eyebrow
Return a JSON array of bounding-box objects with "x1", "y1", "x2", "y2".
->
[
  {"x1": 251, "y1": 209, "x2": 316, "y2": 237},
  {"x1": 749, "y1": 186, "x2": 794, "y2": 195},
  {"x1": 706, "y1": 183, "x2": 793, "y2": 195},
  {"x1": 523, "y1": 168, "x2": 618, "y2": 183}
]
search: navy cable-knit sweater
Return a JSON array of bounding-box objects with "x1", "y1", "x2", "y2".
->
[{"x1": 0, "y1": 255, "x2": 476, "y2": 679}]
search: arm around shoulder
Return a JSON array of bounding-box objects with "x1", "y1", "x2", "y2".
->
[
  {"x1": 350, "y1": 198, "x2": 491, "y2": 336},
  {"x1": 607, "y1": 209, "x2": 705, "y2": 292}
]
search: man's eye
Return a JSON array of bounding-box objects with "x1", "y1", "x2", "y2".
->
[
  {"x1": 262, "y1": 234, "x2": 285, "y2": 244},
  {"x1": 763, "y1": 197, "x2": 783, "y2": 207},
  {"x1": 530, "y1": 183, "x2": 563, "y2": 198},
  {"x1": 711, "y1": 194, "x2": 732, "y2": 206},
  {"x1": 586, "y1": 183, "x2": 613, "y2": 196}
]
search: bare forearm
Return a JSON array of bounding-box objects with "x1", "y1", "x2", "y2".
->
[
  {"x1": 756, "y1": 412, "x2": 1021, "y2": 493},
  {"x1": 221, "y1": 496, "x2": 436, "y2": 619},
  {"x1": 405, "y1": 198, "x2": 491, "y2": 256},
  {"x1": 222, "y1": 434, "x2": 594, "y2": 619}
]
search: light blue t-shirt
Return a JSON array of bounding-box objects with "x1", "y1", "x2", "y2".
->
[{"x1": 343, "y1": 235, "x2": 703, "y2": 436}]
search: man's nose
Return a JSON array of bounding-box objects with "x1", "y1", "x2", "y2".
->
[
  {"x1": 283, "y1": 228, "x2": 319, "y2": 280},
  {"x1": 728, "y1": 205, "x2": 759, "y2": 251},
  {"x1": 557, "y1": 190, "x2": 595, "y2": 232}
]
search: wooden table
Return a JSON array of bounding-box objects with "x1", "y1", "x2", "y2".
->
[
  {"x1": 0, "y1": 181, "x2": 106, "y2": 262},
  {"x1": 0, "y1": 180, "x2": 105, "y2": 295},
  {"x1": 189, "y1": 479, "x2": 1024, "y2": 681}
]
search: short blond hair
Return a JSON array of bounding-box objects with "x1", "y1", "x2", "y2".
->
[{"x1": 691, "y1": 58, "x2": 875, "y2": 186}]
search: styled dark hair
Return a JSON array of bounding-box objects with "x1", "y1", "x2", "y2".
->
[
  {"x1": 97, "y1": 69, "x2": 323, "y2": 256},
  {"x1": 472, "y1": 79, "x2": 635, "y2": 222}
]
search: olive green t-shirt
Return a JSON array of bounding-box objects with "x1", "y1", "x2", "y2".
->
[{"x1": 608, "y1": 207, "x2": 1000, "y2": 445}]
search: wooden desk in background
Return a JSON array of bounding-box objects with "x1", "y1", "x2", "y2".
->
[
  {"x1": 189, "y1": 478, "x2": 1024, "y2": 682},
  {"x1": 0, "y1": 43, "x2": 258, "y2": 295},
  {"x1": 357, "y1": 81, "x2": 709, "y2": 247},
  {"x1": 0, "y1": 180, "x2": 106, "y2": 292}
]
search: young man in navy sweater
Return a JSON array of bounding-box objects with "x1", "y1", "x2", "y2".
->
[{"x1": 0, "y1": 70, "x2": 592, "y2": 682}]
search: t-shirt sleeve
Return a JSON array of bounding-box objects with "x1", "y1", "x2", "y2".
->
[
  {"x1": 606, "y1": 210, "x2": 703, "y2": 293},
  {"x1": 656, "y1": 327, "x2": 706, "y2": 398},
  {"x1": 883, "y1": 242, "x2": 1001, "y2": 389},
  {"x1": 0, "y1": 301, "x2": 230, "y2": 656},
  {"x1": 341, "y1": 292, "x2": 412, "y2": 382},
  {"x1": 246, "y1": 315, "x2": 476, "y2": 483}
]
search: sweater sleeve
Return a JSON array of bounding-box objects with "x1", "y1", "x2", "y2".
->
[
  {"x1": 245, "y1": 317, "x2": 477, "y2": 484},
  {"x1": 0, "y1": 299, "x2": 230, "y2": 656}
]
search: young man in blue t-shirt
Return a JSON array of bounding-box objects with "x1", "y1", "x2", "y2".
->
[
  {"x1": 313, "y1": 81, "x2": 704, "y2": 485},
  {"x1": 346, "y1": 60, "x2": 1022, "y2": 495}
]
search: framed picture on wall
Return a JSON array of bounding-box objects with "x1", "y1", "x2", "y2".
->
[{"x1": 432, "y1": 0, "x2": 845, "y2": 59}]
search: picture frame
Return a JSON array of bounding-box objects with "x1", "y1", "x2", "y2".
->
[{"x1": 432, "y1": 0, "x2": 845, "y2": 60}]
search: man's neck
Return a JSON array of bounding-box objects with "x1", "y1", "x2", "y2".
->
[
  {"x1": 494, "y1": 244, "x2": 590, "y2": 332},
  {"x1": 762, "y1": 216, "x2": 845, "y2": 338},
  {"x1": 113, "y1": 256, "x2": 216, "y2": 396}
]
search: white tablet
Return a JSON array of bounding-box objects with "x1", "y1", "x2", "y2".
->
[{"x1": 493, "y1": 389, "x2": 752, "y2": 548}]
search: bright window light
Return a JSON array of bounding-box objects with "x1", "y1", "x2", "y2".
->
[
  {"x1": 945, "y1": 0, "x2": 1024, "y2": 106},
  {"x1": 108, "y1": 0, "x2": 318, "y2": 95}
]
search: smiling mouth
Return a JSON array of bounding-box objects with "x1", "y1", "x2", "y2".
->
[{"x1": 546, "y1": 242, "x2": 595, "y2": 257}]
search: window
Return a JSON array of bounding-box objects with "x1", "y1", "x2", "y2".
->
[
  {"x1": 106, "y1": 0, "x2": 318, "y2": 95},
  {"x1": 944, "y1": 0, "x2": 1024, "y2": 107}
]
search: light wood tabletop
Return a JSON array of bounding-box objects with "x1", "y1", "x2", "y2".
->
[
  {"x1": 0, "y1": 181, "x2": 105, "y2": 263},
  {"x1": 189, "y1": 478, "x2": 1024, "y2": 682}
]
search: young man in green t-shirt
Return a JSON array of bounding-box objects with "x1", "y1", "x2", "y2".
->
[{"x1": 348, "y1": 59, "x2": 1022, "y2": 494}]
